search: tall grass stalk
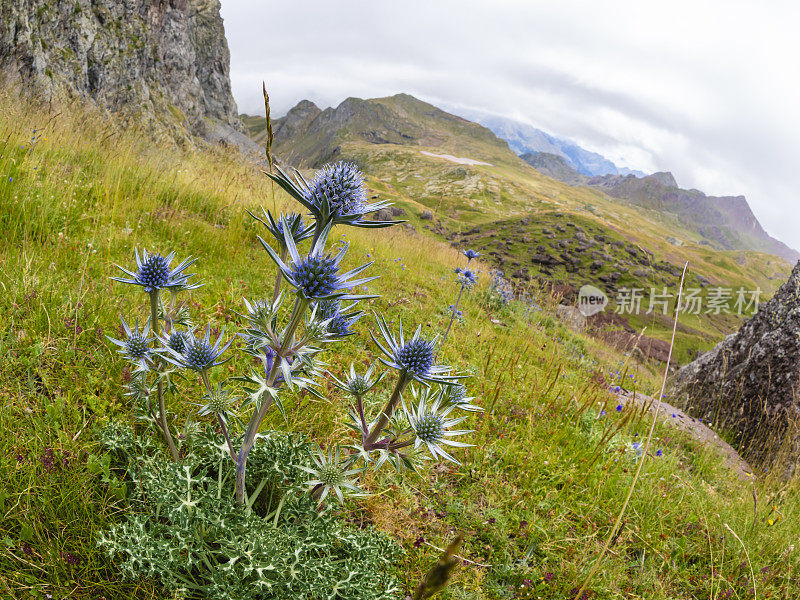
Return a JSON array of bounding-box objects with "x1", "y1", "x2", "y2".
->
[{"x1": 574, "y1": 261, "x2": 689, "y2": 600}]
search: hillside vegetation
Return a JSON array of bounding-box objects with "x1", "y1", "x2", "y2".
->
[
  {"x1": 243, "y1": 94, "x2": 791, "y2": 361},
  {"x1": 2, "y1": 91, "x2": 799, "y2": 599}
]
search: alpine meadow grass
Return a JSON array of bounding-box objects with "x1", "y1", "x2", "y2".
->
[{"x1": 1, "y1": 89, "x2": 800, "y2": 599}]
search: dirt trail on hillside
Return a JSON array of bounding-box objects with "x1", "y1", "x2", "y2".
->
[{"x1": 614, "y1": 389, "x2": 753, "y2": 480}]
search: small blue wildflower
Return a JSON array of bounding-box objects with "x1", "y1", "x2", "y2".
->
[
  {"x1": 616, "y1": 404, "x2": 623, "y2": 412},
  {"x1": 107, "y1": 317, "x2": 152, "y2": 365},
  {"x1": 249, "y1": 209, "x2": 314, "y2": 248},
  {"x1": 163, "y1": 326, "x2": 232, "y2": 372},
  {"x1": 599, "y1": 410, "x2": 606, "y2": 417},
  {"x1": 260, "y1": 217, "x2": 376, "y2": 302},
  {"x1": 462, "y1": 249, "x2": 480, "y2": 263},
  {"x1": 164, "y1": 327, "x2": 189, "y2": 354},
  {"x1": 372, "y1": 315, "x2": 462, "y2": 386},
  {"x1": 458, "y1": 269, "x2": 478, "y2": 287},
  {"x1": 267, "y1": 162, "x2": 401, "y2": 238},
  {"x1": 404, "y1": 391, "x2": 473, "y2": 464},
  {"x1": 656, "y1": 449, "x2": 663, "y2": 457},
  {"x1": 306, "y1": 161, "x2": 366, "y2": 217},
  {"x1": 326, "y1": 310, "x2": 361, "y2": 338},
  {"x1": 112, "y1": 249, "x2": 200, "y2": 293}
]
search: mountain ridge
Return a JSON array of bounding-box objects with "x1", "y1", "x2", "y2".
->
[{"x1": 589, "y1": 172, "x2": 800, "y2": 262}]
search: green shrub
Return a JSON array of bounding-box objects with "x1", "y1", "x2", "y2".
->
[{"x1": 96, "y1": 421, "x2": 402, "y2": 600}]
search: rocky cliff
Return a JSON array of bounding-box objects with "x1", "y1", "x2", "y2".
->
[
  {"x1": 588, "y1": 172, "x2": 800, "y2": 263},
  {"x1": 0, "y1": 0, "x2": 243, "y2": 140},
  {"x1": 667, "y1": 261, "x2": 800, "y2": 476}
]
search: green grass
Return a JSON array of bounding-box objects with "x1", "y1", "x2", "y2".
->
[{"x1": 2, "y1": 91, "x2": 800, "y2": 599}]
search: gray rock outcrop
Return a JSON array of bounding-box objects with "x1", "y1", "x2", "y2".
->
[
  {"x1": 667, "y1": 261, "x2": 800, "y2": 476},
  {"x1": 0, "y1": 0, "x2": 242, "y2": 139}
]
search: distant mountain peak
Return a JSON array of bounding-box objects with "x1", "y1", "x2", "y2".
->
[
  {"x1": 445, "y1": 109, "x2": 646, "y2": 178},
  {"x1": 650, "y1": 171, "x2": 678, "y2": 187}
]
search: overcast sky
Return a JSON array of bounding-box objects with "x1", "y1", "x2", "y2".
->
[{"x1": 220, "y1": 0, "x2": 800, "y2": 251}]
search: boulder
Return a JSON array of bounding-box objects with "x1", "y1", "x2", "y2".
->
[
  {"x1": 667, "y1": 261, "x2": 800, "y2": 476},
  {"x1": 556, "y1": 305, "x2": 587, "y2": 333}
]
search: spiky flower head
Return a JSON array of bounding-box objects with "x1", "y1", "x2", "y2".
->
[
  {"x1": 266, "y1": 163, "x2": 402, "y2": 238},
  {"x1": 394, "y1": 338, "x2": 435, "y2": 377},
  {"x1": 112, "y1": 248, "x2": 200, "y2": 293},
  {"x1": 371, "y1": 314, "x2": 463, "y2": 386},
  {"x1": 248, "y1": 208, "x2": 314, "y2": 248},
  {"x1": 107, "y1": 317, "x2": 152, "y2": 366},
  {"x1": 163, "y1": 325, "x2": 232, "y2": 372},
  {"x1": 316, "y1": 299, "x2": 340, "y2": 321},
  {"x1": 415, "y1": 412, "x2": 445, "y2": 444},
  {"x1": 327, "y1": 311, "x2": 361, "y2": 337},
  {"x1": 165, "y1": 327, "x2": 188, "y2": 355},
  {"x1": 259, "y1": 216, "x2": 377, "y2": 302},
  {"x1": 462, "y1": 249, "x2": 480, "y2": 263},
  {"x1": 403, "y1": 392, "x2": 473, "y2": 464},
  {"x1": 297, "y1": 445, "x2": 364, "y2": 504},
  {"x1": 446, "y1": 383, "x2": 467, "y2": 405},
  {"x1": 331, "y1": 363, "x2": 385, "y2": 399},
  {"x1": 441, "y1": 382, "x2": 483, "y2": 412},
  {"x1": 458, "y1": 269, "x2": 478, "y2": 287},
  {"x1": 306, "y1": 162, "x2": 367, "y2": 217},
  {"x1": 197, "y1": 384, "x2": 235, "y2": 423}
]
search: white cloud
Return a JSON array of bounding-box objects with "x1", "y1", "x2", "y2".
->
[{"x1": 220, "y1": 0, "x2": 800, "y2": 251}]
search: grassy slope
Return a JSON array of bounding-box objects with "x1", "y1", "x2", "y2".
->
[
  {"x1": 250, "y1": 95, "x2": 791, "y2": 360},
  {"x1": 1, "y1": 93, "x2": 799, "y2": 599}
]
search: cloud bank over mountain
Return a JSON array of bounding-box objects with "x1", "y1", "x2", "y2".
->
[{"x1": 221, "y1": 0, "x2": 800, "y2": 250}]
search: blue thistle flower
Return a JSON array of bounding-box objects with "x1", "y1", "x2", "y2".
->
[
  {"x1": 394, "y1": 338, "x2": 434, "y2": 376},
  {"x1": 462, "y1": 249, "x2": 480, "y2": 263},
  {"x1": 439, "y1": 382, "x2": 482, "y2": 412},
  {"x1": 260, "y1": 217, "x2": 377, "y2": 302},
  {"x1": 164, "y1": 327, "x2": 188, "y2": 354},
  {"x1": 112, "y1": 249, "x2": 200, "y2": 293},
  {"x1": 307, "y1": 162, "x2": 367, "y2": 217},
  {"x1": 403, "y1": 391, "x2": 473, "y2": 464},
  {"x1": 248, "y1": 208, "x2": 314, "y2": 248},
  {"x1": 371, "y1": 314, "x2": 462, "y2": 386},
  {"x1": 107, "y1": 317, "x2": 153, "y2": 365},
  {"x1": 330, "y1": 363, "x2": 385, "y2": 398},
  {"x1": 163, "y1": 326, "x2": 232, "y2": 372},
  {"x1": 458, "y1": 269, "x2": 478, "y2": 287},
  {"x1": 266, "y1": 162, "x2": 402, "y2": 238},
  {"x1": 327, "y1": 311, "x2": 361, "y2": 337}
]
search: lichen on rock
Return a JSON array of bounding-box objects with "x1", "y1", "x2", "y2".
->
[
  {"x1": 0, "y1": 0, "x2": 243, "y2": 141},
  {"x1": 667, "y1": 261, "x2": 800, "y2": 477}
]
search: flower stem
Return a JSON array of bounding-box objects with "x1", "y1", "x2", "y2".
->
[
  {"x1": 235, "y1": 296, "x2": 308, "y2": 503},
  {"x1": 150, "y1": 291, "x2": 179, "y2": 461},
  {"x1": 439, "y1": 282, "x2": 466, "y2": 358},
  {"x1": 364, "y1": 372, "x2": 409, "y2": 449},
  {"x1": 200, "y1": 370, "x2": 236, "y2": 462},
  {"x1": 271, "y1": 246, "x2": 288, "y2": 302}
]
